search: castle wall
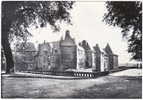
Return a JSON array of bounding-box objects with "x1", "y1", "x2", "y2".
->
[
  {"x1": 60, "y1": 46, "x2": 77, "y2": 70},
  {"x1": 14, "y1": 37, "x2": 118, "y2": 73},
  {"x1": 35, "y1": 43, "x2": 51, "y2": 71},
  {"x1": 100, "y1": 54, "x2": 109, "y2": 72},
  {"x1": 50, "y1": 52, "x2": 61, "y2": 71},
  {"x1": 85, "y1": 51, "x2": 92, "y2": 68},
  {"x1": 94, "y1": 47, "x2": 109, "y2": 72},
  {"x1": 92, "y1": 52, "x2": 96, "y2": 71},
  {"x1": 100, "y1": 53, "x2": 104, "y2": 72},
  {"x1": 77, "y1": 46, "x2": 86, "y2": 69},
  {"x1": 113, "y1": 55, "x2": 118, "y2": 69},
  {"x1": 108, "y1": 55, "x2": 114, "y2": 70},
  {"x1": 95, "y1": 53, "x2": 101, "y2": 72}
]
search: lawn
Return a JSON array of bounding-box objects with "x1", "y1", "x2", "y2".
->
[{"x1": 1, "y1": 69, "x2": 142, "y2": 98}]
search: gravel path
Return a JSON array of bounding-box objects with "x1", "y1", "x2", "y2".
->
[{"x1": 110, "y1": 69, "x2": 142, "y2": 76}]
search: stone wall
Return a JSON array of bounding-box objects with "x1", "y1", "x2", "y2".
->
[
  {"x1": 13, "y1": 31, "x2": 118, "y2": 73},
  {"x1": 113, "y1": 55, "x2": 118, "y2": 69},
  {"x1": 108, "y1": 55, "x2": 114, "y2": 70},
  {"x1": 77, "y1": 46, "x2": 86, "y2": 69},
  {"x1": 85, "y1": 50, "x2": 92, "y2": 68},
  {"x1": 95, "y1": 53, "x2": 101, "y2": 72},
  {"x1": 60, "y1": 46, "x2": 77, "y2": 70},
  {"x1": 35, "y1": 43, "x2": 51, "y2": 71}
]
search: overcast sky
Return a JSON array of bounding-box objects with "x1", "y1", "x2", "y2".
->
[{"x1": 28, "y1": 2, "x2": 132, "y2": 64}]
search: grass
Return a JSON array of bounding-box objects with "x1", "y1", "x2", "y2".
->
[
  {"x1": 1, "y1": 74, "x2": 142, "y2": 98},
  {"x1": 70, "y1": 76, "x2": 142, "y2": 98}
]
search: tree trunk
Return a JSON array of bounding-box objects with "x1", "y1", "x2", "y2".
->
[{"x1": 2, "y1": 36, "x2": 14, "y2": 74}]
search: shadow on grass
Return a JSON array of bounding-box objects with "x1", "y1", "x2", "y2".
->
[{"x1": 68, "y1": 76, "x2": 142, "y2": 99}]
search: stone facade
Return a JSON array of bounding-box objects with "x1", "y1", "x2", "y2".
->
[
  {"x1": 34, "y1": 31, "x2": 118, "y2": 72},
  {"x1": 34, "y1": 30, "x2": 77, "y2": 71},
  {"x1": 60, "y1": 30, "x2": 77, "y2": 70},
  {"x1": 14, "y1": 42, "x2": 37, "y2": 71},
  {"x1": 35, "y1": 42, "x2": 52, "y2": 71},
  {"x1": 85, "y1": 50, "x2": 92, "y2": 68},
  {"x1": 105, "y1": 44, "x2": 118, "y2": 70},
  {"x1": 76, "y1": 45, "x2": 86, "y2": 69},
  {"x1": 14, "y1": 30, "x2": 118, "y2": 72},
  {"x1": 93, "y1": 44, "x2": 109, "y2": 72}
]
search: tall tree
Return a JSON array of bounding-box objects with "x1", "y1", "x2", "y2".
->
[
  {"x1": 103, "y1": 1, "x2": 142, "y2": 61},
  {"x1": 2, "y1": 1, "x2": 74, "y2": 73}
]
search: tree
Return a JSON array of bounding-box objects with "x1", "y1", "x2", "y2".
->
[
  {"x1": 103, "y1": 1, "x2": 142, "y2": 61},
  {"x1": 15, "y1": 42, "x2": 36, "y2": 52},
  {"x1": 2, "y1": 1, "x2": 74, "y2": 73}
]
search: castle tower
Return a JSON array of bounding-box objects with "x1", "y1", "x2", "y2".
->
[
  {"x1": 93, "y1": 44, "x2": 101, "y2": 72},
  {"x1": 105, "y1": 43, "x2": 118, "y2": 69},
  {"x1": 60, "y1": 30, "x2": 77, "y2": 70},
  {"x1": 104, "y1": 43, "x2": 114, "y2": 70},
  {"x1": 105, "y1": 43, "x2": 113, "y2": 54}
]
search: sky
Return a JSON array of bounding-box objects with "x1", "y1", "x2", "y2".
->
[{"x1": 28, "y1": 2, "x2": 132, "y2": 64}]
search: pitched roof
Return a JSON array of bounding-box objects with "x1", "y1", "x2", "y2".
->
[
  {"x1": 65, "y1": 30, "x2": 72, "y2": 40},
  {"x1": 93, "y1": 44, "x2": 101, "y2": 53},
  {"x1": 105, "y1": 43, "x2": 113, "y2": 55},
  {"x1": 60, "y1": 30, "x2": 76, "y2": 46}
]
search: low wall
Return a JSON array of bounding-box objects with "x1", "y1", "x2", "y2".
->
[{"x1": 23, "y1": 71, "x2": 109, "y2": 78}]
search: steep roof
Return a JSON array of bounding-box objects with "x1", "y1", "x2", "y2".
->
[
  {"x1": 65, "y1": 30, "x2": 72, "y2": 40},
  {"x1": 105, "y1": 43, "x2": 113, "y2": 55},
  {"x1": 60, "y1": 30, "x2": 76, "y2": 46},
  {"x1": 79, "y1": 40, "x2": 91, "y2": 50},
  {"x1": 93, "y1": 44, "x2": 101, "y2": 53}
]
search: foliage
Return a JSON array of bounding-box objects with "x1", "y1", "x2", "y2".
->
[
  {"x1": 103, "y1": 1, "x2": 142, "y2": 60},
  {"x1": 2, "y1": 1, "x2": 74, "y2": 73},
  {"x1": 15, "y1": 42, "x2": 36, "y2": 51},
  {"x1": 2, "y1": 1, "x2": 74, "y2": 41},
  {"x1": 15, "y1": 42, "x2": 36, "y2": 57}
]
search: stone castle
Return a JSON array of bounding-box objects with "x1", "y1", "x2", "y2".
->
[
  {"x1": 14, "y1": 30, "x2": 118, "y2": 72},
  {"x1": 35, "y1": 30, "x2": 77, "y2": 71}
]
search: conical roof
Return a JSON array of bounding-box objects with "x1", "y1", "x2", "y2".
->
[
  {"x1": 60, "y1": 30, "x2": 76, "y2": 46},
  {"x1": 65, "y1": 30, "x2": 72, "y2": 40}
]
